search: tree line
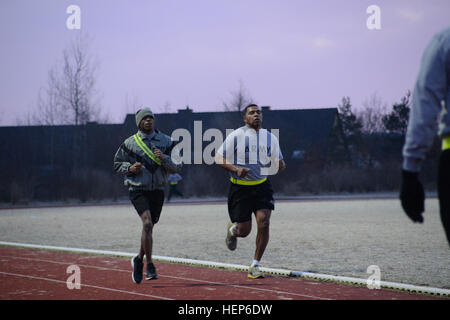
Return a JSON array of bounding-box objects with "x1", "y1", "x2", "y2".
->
[
  {"x1": 3, "y1": 35, "x2": 442, "y2": 205},
  {"x1": 313, "y1": 91, "x2": 440, "y2": 195}
]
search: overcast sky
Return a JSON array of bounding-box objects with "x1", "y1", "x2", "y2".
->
[{"x1": 1, "y1": 0, "x2": 449, "y2": 126}]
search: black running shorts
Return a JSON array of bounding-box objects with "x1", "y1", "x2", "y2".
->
[
  {"x1": 227, "y1": 180, "x2": 275, "y2": 223},
  {"x1": 129, "y1": 189, "x2": 165, "y2": 224}
]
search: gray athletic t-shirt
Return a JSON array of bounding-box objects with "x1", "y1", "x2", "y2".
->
[{"x1": 217, "y1": 126, "x2": 283, "y2": 181}]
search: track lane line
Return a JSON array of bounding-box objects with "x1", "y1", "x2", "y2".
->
[
  {"x1": 0, "y1": 271, "x2": 173, "y2": 300},
  {"x1": 159, "y1": 273, "x2": 332, "y2": 300},
  {"x1": 0, "y1": 253, "x2": 331, "y2": 300},
  {"x1": 2, "y1": 241, "x2": 448, "y2": 297}
]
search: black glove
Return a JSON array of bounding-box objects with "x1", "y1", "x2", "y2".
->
[{"x1": 400, "y1": 170, "x2": 425, "y2": 223}]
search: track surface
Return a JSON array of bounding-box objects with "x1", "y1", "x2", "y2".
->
[{"x1": 0, "y1": 246, "x2": 445, "y2": 300}]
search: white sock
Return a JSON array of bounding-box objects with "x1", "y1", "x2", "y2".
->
[
  {"x1": 251, "y1": 259, "x2": 260, "y2": 267},
  {"x1": 229, "y1": 224, "x2": 237, "y2": 235}
]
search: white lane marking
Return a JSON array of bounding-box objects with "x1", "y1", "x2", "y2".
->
[
  {"x1": 0, "y1": 271, "x2": 173, "y2": 300},
  {"x1": 2, "y1": 241, "x2": 447, "y2": 297},
  {"x1": 0, "y1": 254, "x2": 330, "y2": 300}
]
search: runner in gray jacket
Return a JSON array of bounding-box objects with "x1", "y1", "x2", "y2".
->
[
  {"x1": 114, "y1": 108, "x2": 182, "y2": 283},
  {"x1": 114, "y1": 120, "x2": 181, "y2": 192},
  {"x1": 401, "y1": 27, "x2": 450, "y2": 245}
]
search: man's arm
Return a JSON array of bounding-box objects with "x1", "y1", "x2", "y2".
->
[
  {"x1": 215, "y1": 154, "x2": 250, "y2": 178},
  {"x1": 114, "y1": 142, "x2": 145, "y2": 175},
  {"x1": 154, "y1": 147, "x2": 183, "y2": 173},
  {"x1": 153, "y1": 137, "x2": 183, "y2": 174},
  {"x1": 278, "y1": 159, "x2": 286, "y2": 172},
  {"x1": 400, "y1": 29, "x2": 449, "y2": 223},
  {"x1": 271, "y1": 132, "x2": 286, "y2": 174},
  {"x1": 403, "y1": 32, "x2": 447, "y2": 172},
  {"x1": 113, "y1": 143, "x2": 133, "y2": 175}
]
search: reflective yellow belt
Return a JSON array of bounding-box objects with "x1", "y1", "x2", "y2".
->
[
  {"x1": 133, "y1": 134, "x2": 161, "y2": 166},
  {"x1": 443, "y1": 136, "x2": 450, "y2": 151},
  {"x1": 170, "y1": 182, "x2": 178, "y2": 185},
  {"x1": 230, "y1": 177, "x2": 267, "y2": 186}
]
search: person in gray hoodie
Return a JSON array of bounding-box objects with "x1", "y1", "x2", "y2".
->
[
  {"x1": 401, "y1": 27, "x2": 450, "y2": 245},
  {"x1": 114, "y1": 107, "x2": 182, "y2": 283}
]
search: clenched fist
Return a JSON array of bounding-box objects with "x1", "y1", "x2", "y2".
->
[{"x1": 129, "y1": 162, "x2": 142, "y2": 175}]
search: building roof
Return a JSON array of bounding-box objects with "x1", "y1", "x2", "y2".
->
[{"x1": 124, "y1": 107, "x2": 340, "y2": 153}]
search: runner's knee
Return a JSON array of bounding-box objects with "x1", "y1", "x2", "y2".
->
[
  {"x1": 143, "y1": 221, "x2": 153, "y2": 234},
  {"x1": 258, "y1": 219, "x2": 270, "y2": 230},
  {"x1": 237, "y1": 223, "x2": 251, "y2": 237},
  {"x1": 256, "y1": 215, "x2": 270, "y2": 230},
  {"x1": 141, "y1": 211, "x2": 153, "y2": 234}
]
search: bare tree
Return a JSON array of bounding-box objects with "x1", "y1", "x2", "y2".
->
[
  {"x1": 357, "y1": 92, "x2": 388, "y2": 134},
  {"x1": 222, "y1": 80, "x2": 255, "y2": 113},
  {"x1": 33, "y1": 34, "x2": 103, "y2": 125}
]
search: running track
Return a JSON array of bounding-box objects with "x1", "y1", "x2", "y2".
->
[{"x1": 0, "y1": 245, "x2": 446, "y2": 301}]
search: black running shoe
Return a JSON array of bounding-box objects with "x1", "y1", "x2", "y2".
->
[
  {"x1": 146, "y1": 262, "x2": 158, "y2": 280},
  {"x1": 131, "y1": 256, "x2": 143, "y2": 284}
]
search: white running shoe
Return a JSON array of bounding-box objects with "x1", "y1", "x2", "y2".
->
[{"x1": 225, "y1": 221, "x2": 237, "y2": 251}]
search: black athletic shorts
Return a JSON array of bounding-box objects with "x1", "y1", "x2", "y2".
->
[
  {"x1": 129, "y1": 189, "x2": 165, "y2": 224},
  {"x1": 227, "y1": 179, "x2": 275, "y2": 223}
]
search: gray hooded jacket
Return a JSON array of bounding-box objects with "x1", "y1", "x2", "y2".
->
[
  {"x1": 113, "y1": 129, "x2": 182, "y2": 191},
  {"x1": 403, "y1": 27, "x2": 450, "y2": 172}
]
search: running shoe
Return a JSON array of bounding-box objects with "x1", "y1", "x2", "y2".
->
[
  {"x1": 131, "y1": 255, "x2": 143, "y2": 284},
  {"x1": 146, "y1": 262, "x2": 158, "y2": 280},
  {"x1": 248, "y1": 264, "x2": 264, "y2": 279},
  {"x1": 225, "y1": 221, "x2": 237, "y2": 251}
]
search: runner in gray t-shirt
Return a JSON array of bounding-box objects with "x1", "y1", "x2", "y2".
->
[{"x1": 216, "y1": 104, "x2": 286, "y2": 278}]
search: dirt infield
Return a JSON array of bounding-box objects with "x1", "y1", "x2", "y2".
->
[{"x1": 0, "y1": 197, "x2": 448, "y2": 290}]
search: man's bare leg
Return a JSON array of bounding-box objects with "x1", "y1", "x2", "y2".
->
[
  {"x1": 233, "y1": 220, "x2": 252, "y2": 238},
  {"x1": 139, "y1": 210, "x2": 153, "y2": 263},
  {"x1": 254, "y1": 209, "x2": 271, "y2": 261}
]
